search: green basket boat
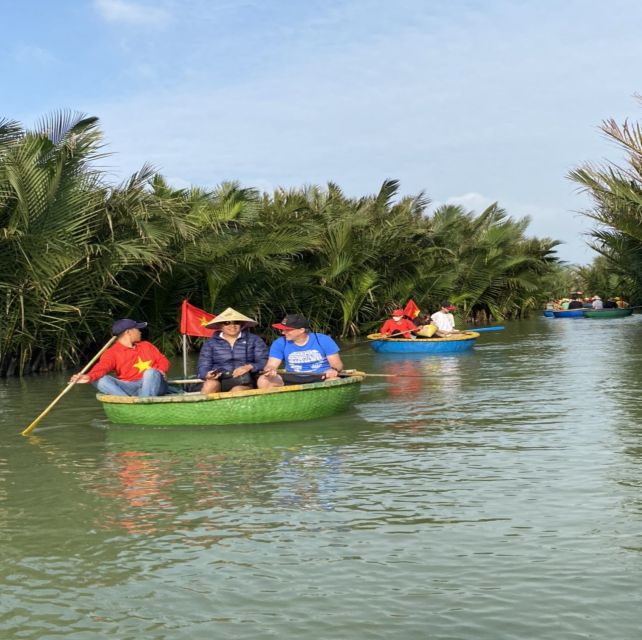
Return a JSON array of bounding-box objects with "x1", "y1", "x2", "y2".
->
[
  {"x1": 583, "y1": 308, "x2": 633, "y2": 319},
  {"x1": 97, "y1": 372, "x2": 365, "y2": 426}
]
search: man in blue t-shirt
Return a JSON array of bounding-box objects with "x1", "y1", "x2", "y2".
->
[{"x1": 257, "y1": 313, "x2": 344, "y2": 388}]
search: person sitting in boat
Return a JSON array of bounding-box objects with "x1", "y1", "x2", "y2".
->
[
  {"x1": 379, "y1": 309, "x2": 417, "y2": 339},
  {"x1": 567, "y1": 297, "x2": 583, "y2": 309},
  {"x1": 413, "y1": 312, "x2": 438, "y2": 339},
  {"x1": 257, "y1": 313, "x2": 343, "y2": 388},
  {"x1": 591, "y1": 295, "x2": 603, "y2": 310},
  {"x1": 197, "y1": 307, "x2": 268, "y2": 394},
  {"x1": 431, "y1": 302, "x2": 459, "y2": 337},
  {"x1": 70, "y1": 319, "x2": 170, "y2": 396},
  {"x1": 603, "y1": 298, "x2": 618, "y2": 309}
]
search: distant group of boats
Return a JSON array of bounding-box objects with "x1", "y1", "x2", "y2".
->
[{"x1": 544, "y1": 308, "x2": 633, "y2": 319}]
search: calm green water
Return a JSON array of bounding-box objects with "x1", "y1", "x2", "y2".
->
[{"x1": 2, "y1": 317, "x2": 642, "y2": 639}]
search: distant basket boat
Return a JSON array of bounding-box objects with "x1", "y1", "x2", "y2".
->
[
  {"x1": 583, "y1": 308, "x2": 633, "y2": 319},
  {"x1": 367, "y1": 332, "x2": 479, "y2": 353},
  {"x1": 97, "y1": 373, "x2": 364, "y2": 426},
  {"x1": 551, "y1": 309, "x2": 585, "y2": 318}
]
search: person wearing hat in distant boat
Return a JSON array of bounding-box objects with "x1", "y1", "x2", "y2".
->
[
  {"x1": 197, "y1": 307, "x2": 268, "y2": 394},
  {"x1": 69, "y1": 319, "x2": 170, "y2": 396},
  {"x1": 379, "y1": 309, "x2": 417, "y2": 339},
  {"x1": 430, "y1": 302, "x2": 459, "y2": 337},
  {"x1": 257, "y1": 313, "x2": 344, "y2": 388},
  {"x1": 591, "y1": 295, "x2": 603, "y2": 310}
]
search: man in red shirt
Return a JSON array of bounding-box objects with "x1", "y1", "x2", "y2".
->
[
  {"x1": 70, "y1": 319, "x2": 170, "y2": 396},
  {"x1": 379, "y1": 309, "x2": 417, "y2": 339}
]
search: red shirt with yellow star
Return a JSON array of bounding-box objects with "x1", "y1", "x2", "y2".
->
[{"x1": 86, "y1": 341, "x2": 170, "y2": 382}]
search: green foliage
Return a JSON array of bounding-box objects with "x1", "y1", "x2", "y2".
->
[
  {"x1": 569, "y1": 105, "x2": 642, "y2": 302},
  {"x1": 0, "y1": 112, "x2": 563, "y2": 374}
]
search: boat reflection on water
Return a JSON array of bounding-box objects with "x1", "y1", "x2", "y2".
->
[
  {"x1": 376, "y1": 352, "x2": 467, "y2": 397},
  {"x1": 91, "y1": 419, "x2": 373, "y2": 537},
  {"x1": 358, "y1": 352, "x2": 469, "y2": 431}
]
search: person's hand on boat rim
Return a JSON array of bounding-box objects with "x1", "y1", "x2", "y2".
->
[
  {"x1": 261, "y1": 367, "x2": 279, "y2": 378},
  {"x1": 323, "y1": 368, "x2": 339, "y2": 380}
]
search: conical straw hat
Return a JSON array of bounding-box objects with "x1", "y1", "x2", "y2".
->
[{"x1": 205, "y1": 307, "x2": 258, "y2": 328}]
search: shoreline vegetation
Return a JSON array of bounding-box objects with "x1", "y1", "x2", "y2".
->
[{"x1": 0, "y1": 110, "x2": 636, "y2": 376}]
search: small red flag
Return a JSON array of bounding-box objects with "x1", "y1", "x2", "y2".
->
[
  {"x1": 180, "y1": 300, "x2": 216, "y2": 337},
  {"x1": 403, "y1": 299, "x2": 420, "y2": 319}
]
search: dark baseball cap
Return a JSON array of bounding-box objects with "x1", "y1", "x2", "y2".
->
[
  {"x1": 272, "y1": 313, "x2": 310, "y2": 331},
  {"x1": 111, "y1": 318, "x2": 147, "y2": 336}
]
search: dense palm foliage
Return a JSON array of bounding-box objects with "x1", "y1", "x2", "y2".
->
[
  {"x1": 569, "y1": 106, "x2": 642, "y2": 302},
  {"x1": 1, "y1": 112, "x2": 563, "y2": 375}
]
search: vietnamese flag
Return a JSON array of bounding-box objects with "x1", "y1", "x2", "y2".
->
[
  {"x1": 403, "y1": 299, "x2": 420, "y2": 319},
  {"x1": 180, "y1": 300, "x2": 216, "y2": 337}
]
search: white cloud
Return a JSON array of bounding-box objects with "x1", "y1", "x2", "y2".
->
[{"x1": 94, "y1": 0, "x2": 170, "y2": 27}]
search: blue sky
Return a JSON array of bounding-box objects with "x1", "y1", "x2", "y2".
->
[{"x1": 3, "y1": 0, "x2": 642, "y2": 263}]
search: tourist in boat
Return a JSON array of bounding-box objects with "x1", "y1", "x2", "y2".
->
[
  {"x1": 69, "y1": 318, "x2": 170, "y2": 396},
  {"x1": 430, "y1": 302, "x2": 459, "y2": 337},
  {"x1": 197, "y1": 307, "x2": 268, "y2": 394},
  {"x1": 379, "y1": 309, "x2": 417, "y2": 339},
  {"x1": 413, "y1": 312, "x2": 438, "y2": 338},
  {"x1": 603, "y1": 298, "x2": 618, "y2": 309},
  {"x1": 257, "y1": 313, "x2": 344, "y2": 388},
  {"x1": 567, "y1": 297, "x2": 584, "y2": 309},
  {"x1": 591, "y1": 295, "x2": 603, "y2": 310}
]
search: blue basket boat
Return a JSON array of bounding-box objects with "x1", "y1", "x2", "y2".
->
[
  {"x1": 367, "y1": 332, "x2": 479, "y2": 353},
  {"x1": 543, "y1": 310, "x2": 555, "y2": 317},
  {"x1": 551, "y1": 309, "x2": 585, "y2": 318}
]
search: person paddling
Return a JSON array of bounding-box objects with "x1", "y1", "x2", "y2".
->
[
  {"x1": 379, "y1": 309, "x2": 417, "y2": 339},
  {"x1": 70, "y1": 319, "x2": 170, "y2": 396}
]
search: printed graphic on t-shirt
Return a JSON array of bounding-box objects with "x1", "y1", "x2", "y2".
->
[{"x1": 288, "y1": 349, "x2": 324, "y2": 371}]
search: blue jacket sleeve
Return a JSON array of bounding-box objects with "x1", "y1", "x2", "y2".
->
[
  {"x1": 197, "y1": 339, "x2": 215, "y2": 380},
  {"x1": 249, "y1": 335, "x2": 269, "y2": 372}
]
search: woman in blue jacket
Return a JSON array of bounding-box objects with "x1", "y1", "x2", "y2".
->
[{"x1": 197, "y1": 307, "x2": 268, "y2": 393}]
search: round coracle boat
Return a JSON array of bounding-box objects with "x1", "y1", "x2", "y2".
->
[
  {"x1": 583, "y1": 308, "x2": 633, "y2": 319},
  {"x1": 97, "y1": 372, "x2": 365, "y2": 426},
  {"x1": 551, "y1": 309, "x2": 585, "y2": 318},
  {"x1": 367, "y1": 332, "x2": 479, "y2": 353}
]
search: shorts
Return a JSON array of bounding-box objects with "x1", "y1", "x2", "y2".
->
[
  {"x1": 281, "y1": 372, "x2": 327, "y2": 385},
  {"x1": 219, "y1": 371, "x2": 256, "y2": 392}
]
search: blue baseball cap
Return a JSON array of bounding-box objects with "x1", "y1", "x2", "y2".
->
[{"x1": 111, "y1": 318, "x2": 147, "y2": 336}]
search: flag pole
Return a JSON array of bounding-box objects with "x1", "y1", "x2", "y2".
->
[{"x1": 182, "y1": 333, "x2": 188, "y2": 378}]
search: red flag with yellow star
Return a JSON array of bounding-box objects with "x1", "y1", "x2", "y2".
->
[
  {"x1": 180, "y1": 300, "x2": 216, "y2": 337},
  {"x1": 403, "y1": 299, "x2": 420, "y2": 319}
]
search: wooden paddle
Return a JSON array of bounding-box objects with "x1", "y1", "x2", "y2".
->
[{"x1": 21, "y1": 336, "x2": 117, "y2": 436}]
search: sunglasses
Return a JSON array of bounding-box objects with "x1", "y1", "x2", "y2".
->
[{"x1": 222, "y1": 321, "x2": 241, "y2": 325}]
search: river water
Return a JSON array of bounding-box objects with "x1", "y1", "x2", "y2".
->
[{"x1": 1, "y1": 317, "x2": 641, "y2": 639}]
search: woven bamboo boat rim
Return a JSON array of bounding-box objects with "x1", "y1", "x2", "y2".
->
[
  {"x1": 367, "y1": 332, "x2": 479, "y2": 343},
  {"x1": 97, "y1": 371, "x2": 366, "y2": 405}
]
